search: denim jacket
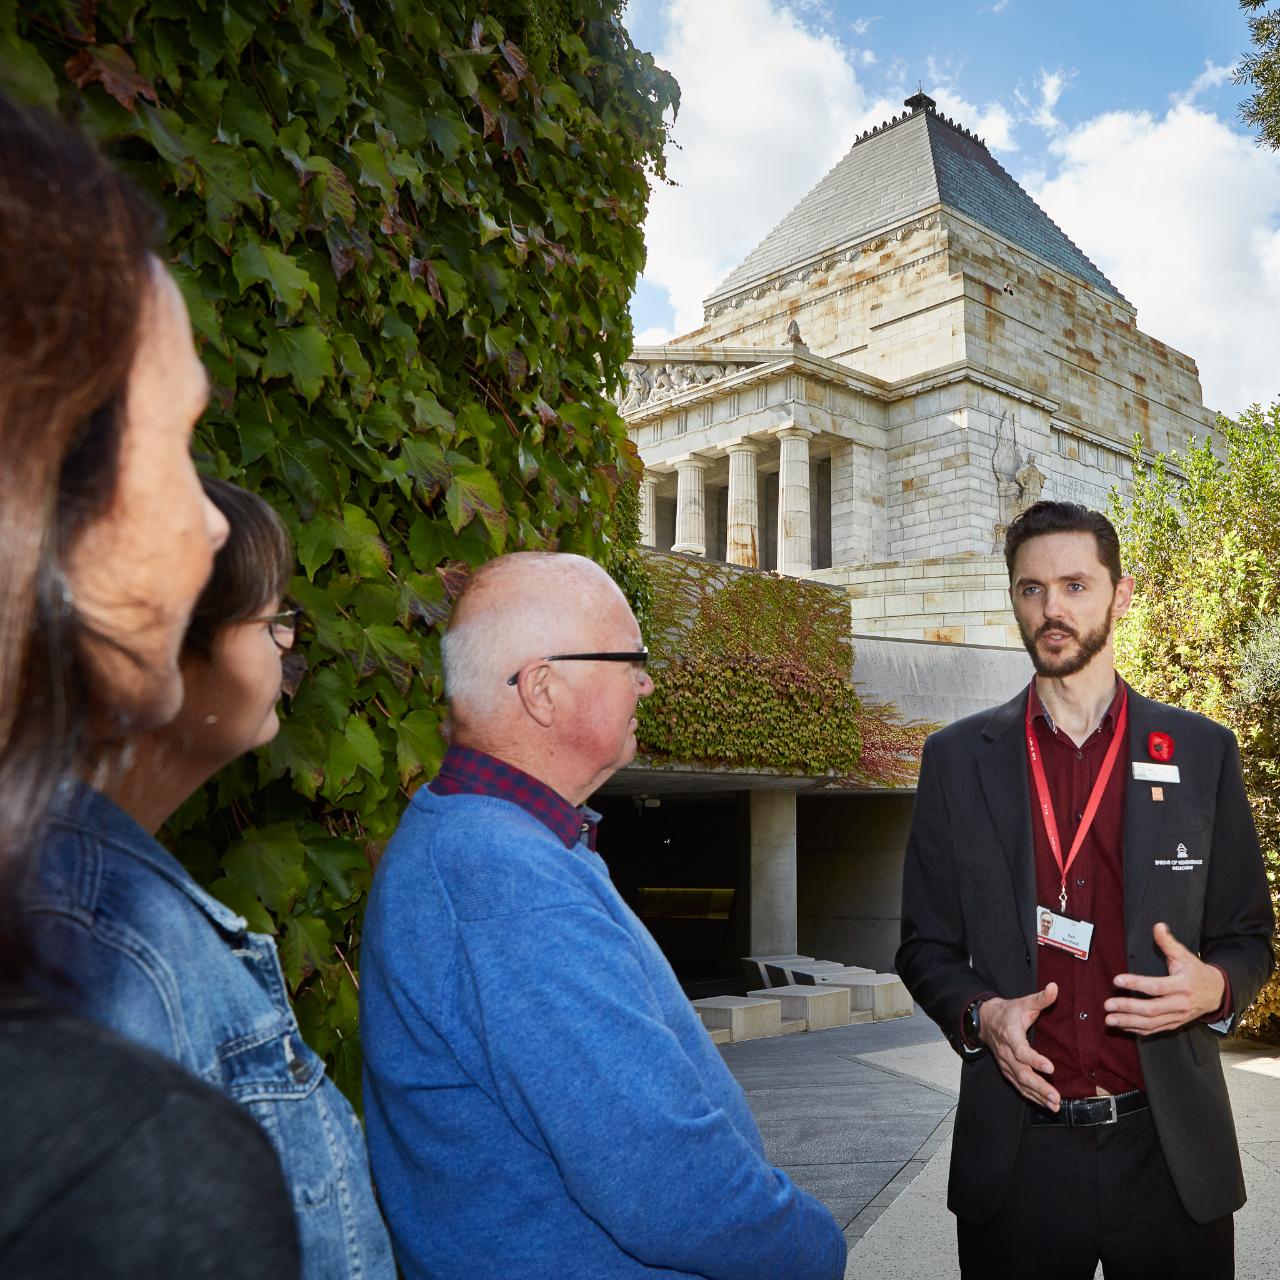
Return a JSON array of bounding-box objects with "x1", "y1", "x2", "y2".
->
[{"x1": 24, "y1": 786, "x2": 394, "y2": 1280}]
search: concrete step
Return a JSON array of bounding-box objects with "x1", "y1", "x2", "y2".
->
[
  {"x1": 691, "y1": 995, "x2": 783, "y2": 1042},
  {"x1": 782, "y1": 963, "x2": 872, "y2": 986},
  {"x1": 762, "y1": 960, "x2": 852, "y2": 986},
  {"x1": 741, "y1": 953, "x2": 815, "y2": 987},
  {"x1": 816, "y1": 972, "x2": 913, "y2": 1020},
  {"x1": 747, "y1": 984, "x2": 852, "y2": 1031},
  {"x1": 707, "y1": 1027, "x2": 732, "y2": 1045},
  {"x1": 779, "y1": 1018, "x2": 807, "y2": 1036}
]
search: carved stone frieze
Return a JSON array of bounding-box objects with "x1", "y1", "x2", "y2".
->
[{"x1": 615, "y1": 359, "x2": 753, "y2": 413}]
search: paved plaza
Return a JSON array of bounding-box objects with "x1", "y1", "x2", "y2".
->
[{"x1": 719, "y1": 1011, "x2": 1280, "y2": 1278}]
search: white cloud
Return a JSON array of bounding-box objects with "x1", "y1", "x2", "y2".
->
[
  {"x1": 932, "y1": 88, "x2": 1018, "y2": 152},
  {"x1": 1028, "y1": 66, "x2": 1071, "y2": 133},
  {"x1": 633, "y1": 0, "x2": 891, "y2": 341},
  {"x1": 1171, "y1": 60, "x2": 1237, "y2": 108},
  {"x1": 1031, "y1": 102, "x2": 1280, "y2": 414}
]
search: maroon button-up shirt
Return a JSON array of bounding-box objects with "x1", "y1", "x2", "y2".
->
[{"x1": 1028, "y1": 679, "x2": 1145, "y2": 1098}]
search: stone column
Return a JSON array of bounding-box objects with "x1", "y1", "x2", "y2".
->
[
  {"x1": 671, "y1": 457, "x2": 709, "y2": 557},
  {"x1": 725, "y1": 440, "x2": 762, "y2": 568},
  {"x1": 776, "y1": 426, "x2": 813, "y2": 576},
  {"x1": 638, "y1": 472, "x2": 660, "y2": 548},
  {"x1": 749, "y1": 790, "x2": 797, "y2": 955}
]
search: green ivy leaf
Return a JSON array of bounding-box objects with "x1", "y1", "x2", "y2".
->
[
  {"x1": 262, "y1": 323, "x2": 335, "y2": 402},
  {"x1": 221, "y1": 822, "x2": 310, "y2": 918},
  {"x1": 232, "y1": 238, "x2": 320, "y2": 314},
  {"x1": 445, "y1": 460, "x2": 508, "y2": 548},
  {"x1": 280, "y1": 914, "x2": 333, "y2": 988}
]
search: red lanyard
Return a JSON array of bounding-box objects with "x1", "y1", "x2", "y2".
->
[{"x1": 1025, "y1": 681, "x2": 1128, "y2": 914}]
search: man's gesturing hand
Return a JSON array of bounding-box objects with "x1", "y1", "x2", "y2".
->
[
  {"x1": 1105, "y1": 922, "x2": 1225, "y2": 1036},
  {"x1": 977, "y1": 984, "x2": 1060, "y2": 1112}
]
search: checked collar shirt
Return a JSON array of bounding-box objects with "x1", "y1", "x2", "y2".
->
[{"x1": 429, "y1": 744, "x2": 600, "y2": 851}]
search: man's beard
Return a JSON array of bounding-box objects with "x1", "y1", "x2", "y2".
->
[{"x1": 1018, "y1": 614, "x2": 1112, "y2": 677}]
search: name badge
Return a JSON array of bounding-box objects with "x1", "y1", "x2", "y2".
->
[
  {"x1": 1035, "y1": 905, "x2": 1094, "y2": 960},
  {"x1": 1132, "y1": 761, "x2": 1180, "y2": 783}
]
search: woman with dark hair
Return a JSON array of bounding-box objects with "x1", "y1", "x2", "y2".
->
[
  {"x1": 25, "y1": 478, "x2": 395, "y2": 1279},
  {"x1": 0, "y1": 96, "x2": 298, "y2": 1275}
]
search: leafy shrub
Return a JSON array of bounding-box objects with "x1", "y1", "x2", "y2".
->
[{"x1": 1112, "y1": 404, "x2": 1280, "y2": 1040}]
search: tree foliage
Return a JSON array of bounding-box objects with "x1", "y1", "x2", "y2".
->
[
  {"x1": 1238, "y1": 1, "x2": 1280, "y2": 149},
  {"x1": 5, "y1": 0, "x2": 676, "y2": 1100},
  {"x1": 1111, "y1": 405, "x2": 1280, "y2": 1039}
]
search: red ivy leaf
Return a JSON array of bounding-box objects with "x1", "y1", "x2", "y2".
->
[
  {"x1": 494, "y1": 66, "x2": 519, "y2": 102},
  {"x1": 380, "y1": 206, "x2": 412, "y2": 238},
  {"x1": 410, "y1": 257, "x2": 444, "y2": 306},
  {"x1": 500, "y1": 40, "x2": 530, "y2": 81},
  {"x1": 65, "y1": 45, "x2": 158, "y2": 111},
  {"x1": 437, "y1": 560, "x2": 471, "y2": 600}
]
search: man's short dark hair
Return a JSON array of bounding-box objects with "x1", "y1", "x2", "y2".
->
[
  {"x1": 1003, "y1": 500, "x2": 1123, "y2": 585},
  {"x1": 184, "y1": 478, "x2": 294, "y2": 658}
]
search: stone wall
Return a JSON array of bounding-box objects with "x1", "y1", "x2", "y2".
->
[
  {"x1": 689, "y1": 215, "x2": 967, "y2": 386},
  {"x1": 796, "y1": 795, "x2": 915, "y2": 973},
  {"x1": 948, "y1": 214, "x2": 1213, "y2": 452},
  {"x1": 815, "y1": 553, "x2": 1022, "y2": 648}
]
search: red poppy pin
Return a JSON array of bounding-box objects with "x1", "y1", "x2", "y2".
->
[{"x1": 1148, "y1": 731, "x2": 1175, "y2": 763}]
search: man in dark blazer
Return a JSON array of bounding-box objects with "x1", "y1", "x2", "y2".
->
[{"x1": 897, "y1": 500, "x2": 1273, "y2": 1279}]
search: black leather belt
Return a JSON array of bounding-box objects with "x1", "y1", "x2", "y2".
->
[{"x1": 1029, "y1": 1089, "x2": 1148, "y2": 1128}]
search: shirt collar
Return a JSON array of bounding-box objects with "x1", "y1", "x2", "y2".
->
[
  {"x1": 429, "y1": 745, "x2": 600, "y2": 850},
  {"x1": 1028, "y1": 676, "x2": 1126, "y2": 739}
]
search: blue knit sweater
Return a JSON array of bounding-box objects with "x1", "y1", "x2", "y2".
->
[{"x1": 360, "y1": 789, "x2": 845, "y2": 1279}]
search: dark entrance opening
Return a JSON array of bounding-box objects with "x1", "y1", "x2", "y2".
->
[{"x1": 592, "y1": 794, "x2": 746, "y2": 997}]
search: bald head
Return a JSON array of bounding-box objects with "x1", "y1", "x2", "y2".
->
[
  {"x1": 443, "y1": 552, "x2": 631, "y2": 723},
  {"x1": 440, "y1": 552, "x2": 652, "y2": 803}
]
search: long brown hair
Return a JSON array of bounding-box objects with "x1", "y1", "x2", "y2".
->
[{"x1": 0, "y1": 94, "x2": 161, "y2": 943}]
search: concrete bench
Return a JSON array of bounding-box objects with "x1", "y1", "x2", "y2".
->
[
  {"x1": 816, "y1": 972, "x2": 913, "y2": 1019},
  {"x1": 691, "y1": 995, "x2": 783, "y2": 1042},
  {"x1": 746, "y1": 984, "x2": 852, "y2": 1032},
  {"x1": 740, "y1": 953, "x2": 814, "y2": 988}
]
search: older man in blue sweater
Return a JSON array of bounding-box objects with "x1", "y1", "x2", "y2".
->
[{"x1": 361, "y1": 552, "x2": 845, "y2": 1279}]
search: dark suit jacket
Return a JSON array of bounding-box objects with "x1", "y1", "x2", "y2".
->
[{"x1": 896, "y1": 682, "x2": 1274, "y2": 1224}]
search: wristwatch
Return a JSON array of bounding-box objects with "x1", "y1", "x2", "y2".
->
[{"x1": 962, "y1": 997, "x2": 987, "y2": 1050}]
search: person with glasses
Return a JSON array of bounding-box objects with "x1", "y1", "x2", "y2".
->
[
  {"x1": 360, "y1": 551, "x2": 846, "y2": 1280},
  {"x1": 24, "y1": 477, "x2": 394, "y2": 1280}
]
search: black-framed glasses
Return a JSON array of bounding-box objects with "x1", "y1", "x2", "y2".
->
[
  {"x1": 505, "y1": 650, "x2": 649, "y2": 686},
  {"x1": 247, "y1": 607, "x2": 303, "y2": 652}
]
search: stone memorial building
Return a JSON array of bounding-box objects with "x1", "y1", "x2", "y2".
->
[{"x1": 594, "y1": 93, "x2": 1214, "y2": 992}]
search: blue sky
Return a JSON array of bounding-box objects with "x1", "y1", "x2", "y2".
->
[{"x1": 622, "y1": 1, "x2": 1280, "y2": 413}]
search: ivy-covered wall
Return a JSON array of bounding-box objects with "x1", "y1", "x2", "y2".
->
[
  {"x1": 4, "y1": 1, "x2": 676, "y2": 1100},
  {"x1": 635, "y1": 551, "x2": 932, "y2": 787}
]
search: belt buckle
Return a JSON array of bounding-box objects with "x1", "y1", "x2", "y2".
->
[{"x1": 1104, "y1": 1094, "x2": 1118, "y2": 1125}]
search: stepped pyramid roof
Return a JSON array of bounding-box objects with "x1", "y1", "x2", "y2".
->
[{"x1": 706, "y1": 92, "x2": 1123, "y2": 307}]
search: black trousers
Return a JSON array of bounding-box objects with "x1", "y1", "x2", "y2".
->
[{"x1": 956, "y1": 1108, "x2": 1234, "y2": 1279}]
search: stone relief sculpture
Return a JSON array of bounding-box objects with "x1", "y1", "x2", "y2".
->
[
  {"x1": 991, "y1": 411, "x2": 1022, "y2": 551},
  {"x1": 990, "y1": 415, "x2": 1049, "y2": 550},
  {"x1": 614, "y1": 359, "x2": 752, "y2": 413},
  {"x1": 1014, "y1": 453, "x2": 1046, "y2": 513}
]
